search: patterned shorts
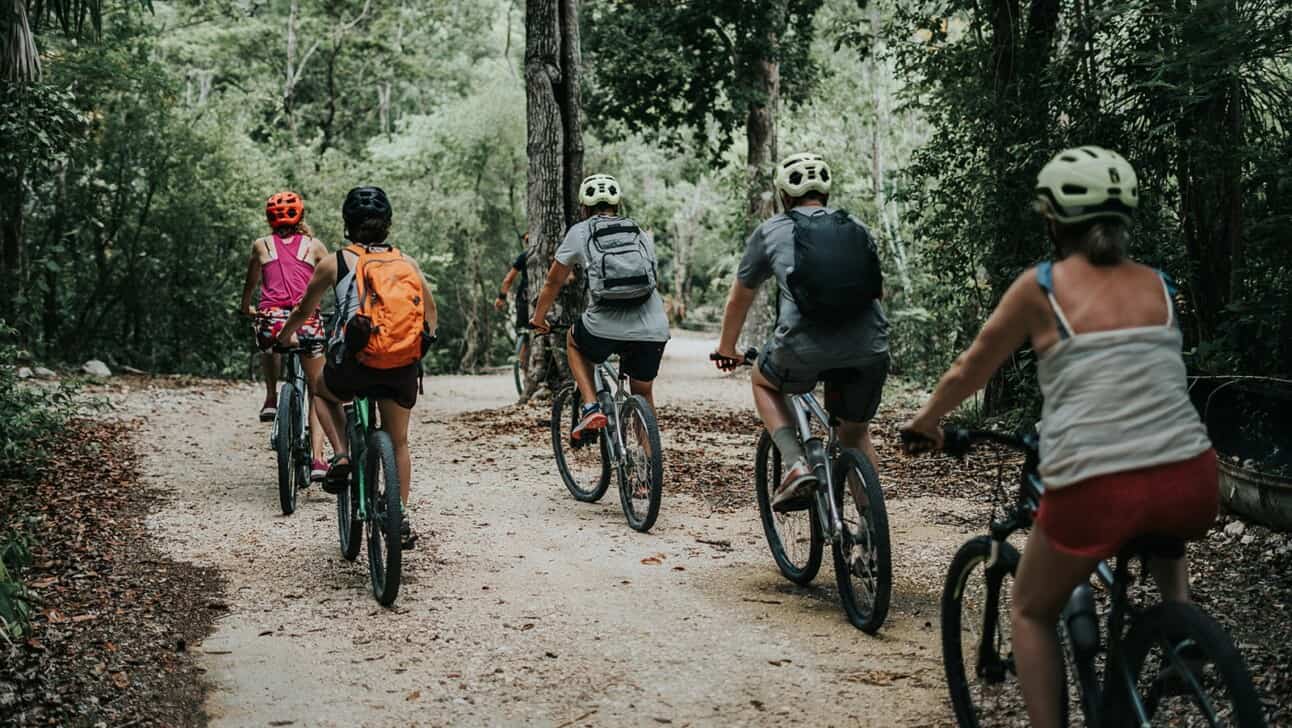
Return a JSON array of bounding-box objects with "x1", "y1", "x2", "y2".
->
[{"x1": 255, "y1": 306, "x2": 326, "y2": 356}]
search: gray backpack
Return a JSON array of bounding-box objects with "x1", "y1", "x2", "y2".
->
[{"x1": 584, "y1": 217, "x2": 657, "y2": 308}]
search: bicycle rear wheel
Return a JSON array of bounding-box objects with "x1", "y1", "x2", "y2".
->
[
  {"x1": 551, "y1": 384, "x2": 611, "y2": 502},
  {"x1": 831, "y1": 448, "x2": 891, "y2": 633},
  {"x1": 337, "y1": 476, "x2": 362, "y2": 561},
  {"x1": 1112, "y1": 601, "x2": 1266, "y2": 728},
  {"x1": 619, "y1": 395, "x2": 663, "y2": 532},
  {"x1": 942, "y1": 536, "x2": 1064, "y2": 727},
  {"x1": 275, "y1": 382, "x2": 296, "y2": 515},
  {"x1": 291, "y1": 391, "x2": 310, "y2": 502},
  {"x1": 754, "y1": 431, "x2": 823, "y2": 585},
  {"x1": 364, "y1": 430, "x2": 402, "y2": 607}
]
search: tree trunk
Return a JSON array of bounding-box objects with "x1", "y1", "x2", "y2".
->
[
  {"x1": 523, "y1": 0, "x2": 584, "y2": 401},
  {"x1": 0, "y1": 162, "x2": 22, "y2": 314},
  {"x1": 745, "y1": 56, "x2": 779, "y2": 225}
]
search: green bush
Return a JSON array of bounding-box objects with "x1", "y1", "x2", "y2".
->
[
  {"x1": 0, "y1": 324, "x2": 80, "y2": 479},
  {"x1": 0, "y1": 528, "x2": 33, "y2": 642}
]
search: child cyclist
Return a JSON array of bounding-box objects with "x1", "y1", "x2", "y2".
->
[
  {"x1": 278, "y1": 186, "x2": 437, "y2": 548},
  {"x1": 239, "y1": 190, "x2": 340, "y2": 481},
  {"x1": 529, "y1": 174, "x2": 671, "y2": 441}
]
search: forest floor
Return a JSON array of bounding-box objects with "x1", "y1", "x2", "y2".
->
[{"x1": 9, "y1": 330, "x2": 1287, "y2": 726}]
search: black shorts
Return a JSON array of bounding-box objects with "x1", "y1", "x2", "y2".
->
[
  {"x1": 515, "y1": 297, "x2": 530, "y2": 332},
  {"x1": 323, "y1": 358, "x2": 419, "y2": 410},
  {"x1": 572, "y1": 319, "x2": 667, "y2": 382},
  {"x1": 759, "y1": 353, "x2": 889, "y2": 423}
]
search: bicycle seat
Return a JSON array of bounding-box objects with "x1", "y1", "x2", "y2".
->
[{"x1": 1121, "y1": 533, "x2": 1187, "y2": 560}]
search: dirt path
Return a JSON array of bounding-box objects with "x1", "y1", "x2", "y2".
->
[{"x1": 126, "y1": 331, "x2": 977, "y2": 727}]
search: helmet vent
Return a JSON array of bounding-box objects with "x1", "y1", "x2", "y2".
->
[
  {"x1": 1061, "y1": 155, "x2": 1078, "y2": 163},
  {"x1": 1062, "y1": 184, "x2": 1088, "y2": 195}
]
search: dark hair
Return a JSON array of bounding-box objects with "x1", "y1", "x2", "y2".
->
[
  {"x1": 351, "y1": 218, "x2": 391, "y2": 244},
  {"x1": 589, "y1": 201, "x2": 617, "y2": 214},
  {"x1": 1056, "y1": 219, "x2": 1127, "y2": 266}
]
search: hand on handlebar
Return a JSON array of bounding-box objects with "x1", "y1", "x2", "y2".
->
[
  {"x1": 276, "y1": 330, "x2": 300, "y2": 349},
  {"x1": 527, "y1": 315, "x2": 551, "y2": 335},
  {"x1": 899, "y1": 416, "x2": 944, "y2": 454},
  {"x1": 709, "y1": 347, "x2": 757, "y2": 373}
]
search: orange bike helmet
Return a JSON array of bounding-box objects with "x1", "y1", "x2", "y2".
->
[{"x1": 266, "y1": 191, "x2": 304, "y2": 227}]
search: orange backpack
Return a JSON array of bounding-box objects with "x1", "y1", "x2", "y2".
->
[{"x1": 349, "y1": 244, "x2": 426, "y2": 370}]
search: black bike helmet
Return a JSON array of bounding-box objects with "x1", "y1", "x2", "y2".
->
[{"x1": 342, "y1": 186, "x2": 393, "y2": 230}]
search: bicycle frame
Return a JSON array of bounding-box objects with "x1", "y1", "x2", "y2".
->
[
  {"x1": 785, "y1": 392, "x2": 847, "y2": 543},
  {"x1": 593, "y1": 359, "x2": 630, "y2": 467}
]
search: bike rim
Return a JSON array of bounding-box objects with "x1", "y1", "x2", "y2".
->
[
  {"x1": 839, "y1": 469, "x2": 881, "y2": 614},
  {"x1": 622, "y1": 407, "x2": 654, "y2": 520},
  {"x1": 559, "y1": 389, "x2": 606, "y2": 494},
  {"x1": 767, "y1": 446, "x2": 815, "y2": 571},
  {"x1": 1132, "y1": 636, "x2": 1244, "y2": 726},
  {"x1": 954, "y1": 555, "x2": 1024, "y2": 725}
]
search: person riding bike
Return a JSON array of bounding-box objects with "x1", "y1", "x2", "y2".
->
[
  {"x1": 277, "y1": 186, "x2": 438, "y2": 549},
  {"x1": 713, "y1": 152, "x2": 890, "y2": 509},
  {"x1": 529, "y1": 174, "x2": 671, "y2": 441},
  {"x1": 238, "y1": 190, "x2": 340, "y2": 481},
  {"x1": 900, "y1": 146, "x2": 1218, "y2": 728},
  {"x1": 495, "y1": 232, "x2": 532, "y2": 327}
]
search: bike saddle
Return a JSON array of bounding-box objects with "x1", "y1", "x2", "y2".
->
[{"x1": 1122, "y1": 533, "x2": 1187, "y2": 561}]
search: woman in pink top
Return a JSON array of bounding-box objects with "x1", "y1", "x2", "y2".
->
[{"x1": 239, "y1": 191, "x2": 339, "y2": 481}]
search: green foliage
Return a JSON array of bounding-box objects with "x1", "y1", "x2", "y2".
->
[
  {"x1": 0, "y1": 324, "x2": 80, "y2": 478},
  {"x1": 0, "y1": 528, "x2": 33, "y2": 641}
]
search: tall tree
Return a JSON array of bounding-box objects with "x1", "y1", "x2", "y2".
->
[{"x1": 524, "y1": 0, "x2": 584, "y2": 399}]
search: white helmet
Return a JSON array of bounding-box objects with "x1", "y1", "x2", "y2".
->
[
  {"x1": 1035, "y1": 146, "x2": 1138, "y2": 224},
  {"x1": 579, "y1": 174, "x2": 622, "y2": 208},
  {"x1": 775, "y1": 152, "x2": 832, "y2": 198}
]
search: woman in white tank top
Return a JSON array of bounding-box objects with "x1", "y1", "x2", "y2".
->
[{"x1": 901, "y1": 147, "x2": 1217, "y2": 728}]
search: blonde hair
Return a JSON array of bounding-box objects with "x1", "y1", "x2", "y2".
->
[{"x1": 272, "y1": 221, "x2": 315, "y2": 239}]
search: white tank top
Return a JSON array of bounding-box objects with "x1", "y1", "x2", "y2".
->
[{"x1": 1034, "y1": 262, "x2": 1211, "y2": 489}]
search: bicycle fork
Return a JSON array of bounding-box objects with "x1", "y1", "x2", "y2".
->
[{"x1": 789, "y1": 398, "x2": 844, "y2": 541}]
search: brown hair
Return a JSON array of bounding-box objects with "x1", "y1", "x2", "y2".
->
[
  {"x1": 1056, "y1": 219, "x2": 1127, "y2": 266},
  {"x1": 272, "y1": 221, "x2": 315, "y2": 239}
]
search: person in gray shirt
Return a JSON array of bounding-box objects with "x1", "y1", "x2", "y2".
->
[
  {"x1": 531, "y1": 174, "x2": 671, "y2": 442},
  {"x1": 714, "y1": 152, "x2": 890, "y2": 508}
]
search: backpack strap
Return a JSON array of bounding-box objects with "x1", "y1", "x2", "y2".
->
[
  {"x1": 1154, "y1": 268, "x2": 1177, "y2": 327},
  {"x1": 261, "y1": 236, "x2": 278, "y2": 263},
  {"x1": 590, "y1": 222, "x2": 640, "y2": 239},
  {"x1": 294, "y1": 234, "x2": 311, "y2": 262},
  {"x1": 1036, "y1": 262, "x2": 1074, "y2": 339}
]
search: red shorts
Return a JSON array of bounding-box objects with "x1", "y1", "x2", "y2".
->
[{"x1": 1036, "y1": 449, "x2": 1219, "y2": 559}]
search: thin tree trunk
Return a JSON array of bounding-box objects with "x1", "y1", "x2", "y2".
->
[{"x1": 558, "y1": 0, "x2": 584, "y2": 228}]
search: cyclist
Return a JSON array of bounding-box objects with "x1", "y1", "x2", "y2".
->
[
  {"x1": 238, "y1": 190, "x2": 338, "y2": 481},
  {"x1": 900, "y1": 147, "x2": 1217, "y2": 728},
  {"x1": 529, "y1": 174, "x2": 670, "y2": 441},
  {"x1": 278, "y1": 186, "x2": 437, "y2": 549},
  {"x1": 712, "y1": 152, "x2": 890, "y2": 510},
  {"x1": 497, "y1": 233, "x2": 533, "y2": 390}
]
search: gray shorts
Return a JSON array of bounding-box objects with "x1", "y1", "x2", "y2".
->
[{"x1": 759, "y1": 349, "x2": 889, "y2": 423}]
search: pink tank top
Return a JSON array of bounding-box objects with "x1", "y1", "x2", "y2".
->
[{"x1": 259, "y1": 235, "x2": 316, "y2": 308}]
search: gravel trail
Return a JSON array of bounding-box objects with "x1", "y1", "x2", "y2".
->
[{"x1": 129, "y1": 331, "x2": 973, "y2": 727}]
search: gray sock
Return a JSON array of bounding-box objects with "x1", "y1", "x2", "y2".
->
[{"x1": 771, "y1": 426, "x2": 805, "y2": 464}]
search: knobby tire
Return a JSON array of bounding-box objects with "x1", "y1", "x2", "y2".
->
[
  {"x1": 619, "y1": 395, "x2": 663, "y2": 532},
  {"x1": 831, "y1": 448, "x2": 891, "y2": 633},
  {"x1": 754, "y1": 431, "x2": 824, "y2": 585},
  {"x1": 365, "y1": 430, "x2": 402, "y2": 607}
]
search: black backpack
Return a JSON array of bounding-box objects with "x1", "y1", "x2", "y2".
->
[{"x1": 785, "y1": 210, "x2": 883, "y2": 324}]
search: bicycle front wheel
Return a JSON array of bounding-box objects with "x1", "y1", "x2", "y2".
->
[
  {"x1": 619, "y1": 395, "x2": 663, "y2": 532},
  {"x1": 551, "y1": 385, "x2": 611, "y2": 502},
  {"x1": 1112, "y1": 601, "x2": 1266, "y2": 728},
  {"x1": 275, "y1": 382, "x2": 296, "y2": 515},
  {"x1": 365, "y1": 430, "x2": 402, "y2": 607},
  {"x1": 831, "y1": 448, "x2": 891, "y2": 633},
  {"x1": 291, "y1": 391, "x2": 311, "y2": 502},
  {"x1": 754, "y1": 431, "x2": 823, "y2": 585}
]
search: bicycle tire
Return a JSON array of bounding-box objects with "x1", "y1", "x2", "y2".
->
[
  {"x1": 1111, "y1": 601, "x2": 1266, "y2": 728},
  {"x1": 337, "y1": 475, "x2": 362, "y2": 561},
  {"x1": 754, "y1": 431, "x2": 823, "y2": 585},
  {"x1": 942, "y1": 536, "x2": 1067, "y2": 727},
  {"x1": 831, "y1": 448, "x2": 892, "y2": 633},
  {"x1": 291, "y1": 388, "x2": 310, "y2": 504},
  {"x1": 275, "y1": 382, "x2": 296, "y2": 515},
  {"x1": 551, "y1": 384, "x2": 611, "y2": 502},
  {"x1": 619, "y1": 395, "x2": 663, "y2": 532},
  {"x1": 365, "y1": 430, "x2": 402, "y2": 606}
]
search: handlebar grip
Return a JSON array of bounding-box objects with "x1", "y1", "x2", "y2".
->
[{"x1": 898, "y1": 427, "x2": 973, "y2": 458}]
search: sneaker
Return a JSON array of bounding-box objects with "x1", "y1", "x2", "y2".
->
[
  {"x1": 310, "y1": 459, "x2": 328, "y2": 482},
  {"x1": 259, "y1": 398, "x2": 276, "y2": 422},
  {"x1": 400, "y1": 512, "x2": 418, "y2": 550},
  {"x1": 771, "y1": 458, "x2": 816, "y2": 512},
  {"x1": 571, "y1": 403, "x2": 608, "y2": 442}
]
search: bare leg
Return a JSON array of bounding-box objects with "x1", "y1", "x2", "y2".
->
[
  {"x1": 1149, "y1": 557, "x2": 1192, "y2": 603},
  {"x1": 1011, "y1": 528, "x2": 1101, "y2": 728},
  {"x1": 751, "y1": 366, "x2": 792, "y2": 434},
  {"x1": 566, "y1": 329, "x2": 599, "y2": 407},
  {"x1": 377, "y1": 399, "x2": 413, "y2": 506},
  {"x1": 307, "y1": 369, "x2": 349, "y2": 457},
  {"x1": 837, "y1": 420, "x2": 880, "y2": 469},
  {"x1": 628, "y1": 378, "x2": 655, "y2": 410},
  {"x1": 301, "y1": 355, "x2": 341, "y2": 456},
  {"x1": 261, "y1": 352, "x2": 279, "y2": 401}
]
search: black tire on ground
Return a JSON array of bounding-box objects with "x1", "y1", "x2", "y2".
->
[
  {"x1": 292, "y1": 392, "x2": 311, "y2": 502},
  {"x1": 754, "y1": 430, "x2": 824, "y2": 585},
  {"x1": 551, "y1": 384, "x2": 610, "y2": 502},
  {"x1": 831, "y1": 448, "x2": 892, "y2": 634},
  {"x1": 365, "y1": 430, "x2": 402, "y2": 607},
  {"x1": 276, "y1": 382, "x2": 296, "y2": 516},
  {"x1": 1112, "y1": 601, "x2": 1266, "y2": 728},
  {"x1": 337, "y1": 475, "x2": 362, "y2": 561},
  {"x1": 619, "y1": 395, "x2": 663, "y2": 533},
  {"x1": 942, "y1": 536, "x2": 1066, "y2": 727}
]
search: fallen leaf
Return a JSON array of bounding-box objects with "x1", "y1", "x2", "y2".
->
[{"x1": 406, "y1": 690, "x2": 421, "y2": 701}]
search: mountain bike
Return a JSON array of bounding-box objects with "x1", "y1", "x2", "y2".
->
[
  {"x1": 269, "y1": 336, "x2": 325, "y2": 516},
  {"x1": 334, "y1": 395, "x2": 405, "y2": 607},
  {"x1": 716, "y1": 349, "x2": 892, "y2": 634},
  {"x1": 513, "y1": 330, "x2": 530, "y2": 397},
  {"x1": 549, "y1": 329, "x2": 664, "y2": 533},
  {"x1": 917, "y1": 428, "x2": 1265, "y2": 728}
]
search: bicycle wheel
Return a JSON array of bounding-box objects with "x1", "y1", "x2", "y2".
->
[
  {"x1": 942, "y1": 536, "x2": 1064, "y2": 727},
  {"x1": 291, "y1": 390, "x2": 310, "y2": 502},
  {"x1": 364, "y1": 430, "x2": 402, "y2": 606},
  {"x1": 551, "y1": 384, "x2": 611, "y2": 502},
  {"x1": 619, "y1": 395, "x2": 663, "y2": 532},
  {"x1": 831, "y1": 448, "x2": 891, "y2": 633},
  {"x1": 337, "y1": 475, "x2": 362, "y2": 561},
  {"x1": 754, "y1": 431, "x2": 824, "y2": 585},
  {"x1": 1112, "y1": 602, "x2": 1266, "y2": 728},
  {"x1": 275, "y1": 382, "x2": 296, "y2": 515}
]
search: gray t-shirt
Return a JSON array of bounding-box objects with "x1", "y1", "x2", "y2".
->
[
  {"x1": 738, "y1": 206, "x2": 889, "y2": 367},
  {"x1": 555, "y1": 215, "x2": 671, "y2": 343}
]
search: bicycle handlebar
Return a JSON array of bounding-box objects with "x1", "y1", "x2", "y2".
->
[
  {"x1": 900, "y1": 427, "x2": 1035, "y2": 459},
  {"x1": 709, "y1": 348, "x2": 759, "y2": 371}
]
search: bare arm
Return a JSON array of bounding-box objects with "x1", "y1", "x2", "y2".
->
[
  {"x1": 495, "y1": 267, "x2": 520, "y2": 311},
  {"x1": 528, "y1": 260, "x2": 572, "y2": 333},
  {"x1": 715, "y1": 280, "x2": 758, "y2": 361},
  {"x1": 278, "y1": 255, "x2": 338, "y2": 343},
  {"x1": 239, "y1": 240, "x2": 264, "y2": 315}
]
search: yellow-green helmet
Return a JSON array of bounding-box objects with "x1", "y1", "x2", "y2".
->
[
  {"x1": 1035, "y1": 146, "x2": 1138, "y2": 225},
  {"x1": 579, "y1": 174, "x2": 622, "y2": 207},
  {"x1": 775, "y1": 152, "x2": 832, "y2": 198}
]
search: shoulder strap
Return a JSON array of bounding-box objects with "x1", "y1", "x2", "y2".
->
[
  {"x1": 1036, "y1": 262, "x2": 1074, "y2": 339},
  {"x1": 1154, "y1": 269, "x2": 1177, "y2": 327},
  {"x1": 262, "y1": 236, "x2": 278, "y2": 263},
  {"x1": 294, "y1": 235, "x2": 311, "y2": 262}
]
